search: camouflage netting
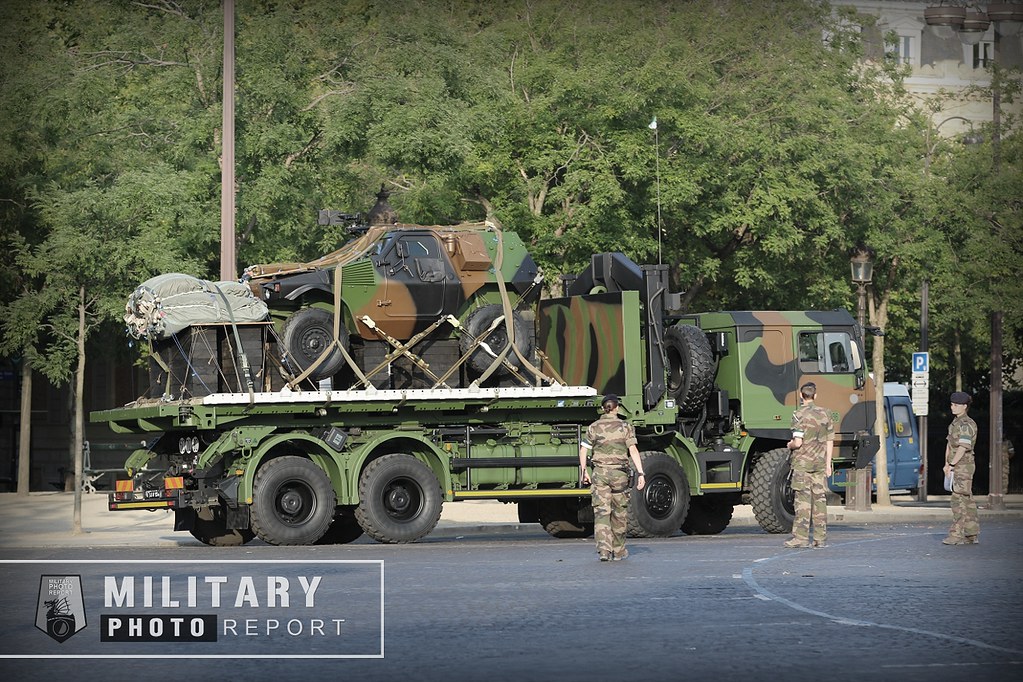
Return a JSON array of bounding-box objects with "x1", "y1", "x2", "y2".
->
[{"x1": 124, "y1": 273, "x2": 269, "y2": 340}]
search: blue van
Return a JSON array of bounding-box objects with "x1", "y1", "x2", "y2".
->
[{"x1": 829, "y1": 382, "x2": 922, "y2": 495}]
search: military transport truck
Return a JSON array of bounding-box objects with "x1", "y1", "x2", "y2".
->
[{"x1": 93, "y1": 228, "x2": 879, "y2": 546}]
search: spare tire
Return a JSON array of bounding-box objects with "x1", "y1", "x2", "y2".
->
[
  {"x1": 664, "y1": 323, "x2": 715, "y2": 412},
  {"x1": 282, "y1": 307, "x2": 349, "y2": 381},
  {"x1": 459, "y1": 304, "x2": 533, "y2": 375}
]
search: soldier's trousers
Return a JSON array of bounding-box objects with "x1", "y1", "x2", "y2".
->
[
  {"x1": 950, "y1": 460, "x2": 979, "y2": 540},
  {"x1": 791, "y1": 469, "x2": 827, "y2": 543},
  {"x1": 591, "y1": 466, "x2": 630, "y2": 555}
]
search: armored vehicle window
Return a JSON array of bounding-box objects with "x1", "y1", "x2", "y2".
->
[{"x1": 798, "y1": 332, "x2": 853, "y2": 373}]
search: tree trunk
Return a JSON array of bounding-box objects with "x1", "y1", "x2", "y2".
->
[
  {"x1": 869, "y1": 269, "x2": 894, "y2": 506},
  {"x1": 72, "y1": 286, "x2": 86, "y2": 534},
  {"x1": 17, "y1": 359, "x2": 32, "y2": 495}
]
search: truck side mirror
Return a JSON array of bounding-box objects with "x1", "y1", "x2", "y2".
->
[{"x1": 855, "y1": 368, "x2": 865, "y2": 389}]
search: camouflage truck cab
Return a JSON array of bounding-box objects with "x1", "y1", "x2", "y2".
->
[
  {"x1": 668, "y1": 310, "x2": 880, "y2": 534},
  {"x1": 244, "y1": 193, "x2": 542, "y2": 386}
]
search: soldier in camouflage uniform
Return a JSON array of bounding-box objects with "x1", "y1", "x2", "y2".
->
[
  {"x1": 579, "y1": 394, "x2": 646, "y2": 561},
  {"x1": 783, "y1": 382, "x2": 834, "y2": 549},
  {"x1": 943, "y1": 391, "x2": 979, "y2": 545}
]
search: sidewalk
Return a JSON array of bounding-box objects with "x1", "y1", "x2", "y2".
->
[{"x1": 1, "y1": 491, "x2": 1022, "y2": 549}]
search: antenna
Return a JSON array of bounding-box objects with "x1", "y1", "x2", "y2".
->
[{"x1": 649, "y1": 116, "x2": 662, "y2": 265}]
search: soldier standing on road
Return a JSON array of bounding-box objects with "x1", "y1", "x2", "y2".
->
[
  {"x1": 579, "y1": 394, "x2": 646, "y2": 562},
  {"x1": 943, "y1": 391, "x2": 979, "y2": 545},
  {"x1": 1002, "y1": 439, "x2": 1015, "y2": 495},
  {"x1": 783, "y1": 382, "x2": 834, "y2": 549}
]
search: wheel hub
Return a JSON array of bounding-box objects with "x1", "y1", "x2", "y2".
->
[
  {"x1": 644, "y1": 476, "x2": 676, "y2": 519},
  {"x1": 280, "y1": 489, "x2": 305, "y2": 515}
]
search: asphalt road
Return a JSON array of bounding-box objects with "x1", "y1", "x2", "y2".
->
[{"x1": 2, "y1": 520, "x2": 1021, "y2": 681}]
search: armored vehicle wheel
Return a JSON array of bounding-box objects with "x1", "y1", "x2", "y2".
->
[
  {"x1": 250, "y1": 456, "x2": 337, "y2": 545},
  {"x1": 680, "y1": 496, "x2": 735, "y2": 535},
  {"x1": 189, "y1": 506, "x2": 255, "y2": 546},
  {"x1": 627, "y1": 452, "x2": 690, "y2": 537},
  {"x1": 537, "y1": 498, "x2": 594, "y2": 538},
  {"x1": 316, "y1": 506, "x2": 365, "y2": 545},
  {"x1": 748, "y1": 448, "x2": 795, "y2": 534},
  {"x1": 356, "y1": 454, "x2": 442, "y2": 543},
  {"x1": 665, "y1": 323, "x2": 715, "y2": 412},
  {"x1": 282, "y1": 307, "x2": 349, "y2": 381},
  {"x1": 460, "y1": 304, "x2": 533, "y2": 375}
]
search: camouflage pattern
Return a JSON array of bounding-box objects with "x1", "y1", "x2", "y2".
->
[
  {"x1": 789, "y1": 404, "x2": 835, "y2": 472},
  {"x1": 947, "y1": 413, "x2": 979, "y2": 541},
  {"x1": 584, "y1": 413, "x2": 638, "y2": 557},
  {"x1": 790, "y1": 470, "x2": 828, "y2": 543},
  {"x1": 539, "y1": 292, "x2": 639, "y2": 403},
  {"x1": 788, "y1": 403, "x2": 834, "y2": 543},
  {"x1": 590, "y1": 467, "x2": 630, "y2": 557},
  {"x1": 1003, "y1": 440, "x2": 1014, "y2": 495},
  {"x1": 247, "y1": 221, "x2": 540, "y2": 343},
  {"x1": 694, "y1": 310, "x2": 876, "y2": 466}
]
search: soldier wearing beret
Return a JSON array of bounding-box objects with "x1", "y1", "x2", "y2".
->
[
  {"x1": 579, "y1": 394, "x2": 646, "y2": 561},
  {"x1": 943, "y1": 391, "x2": 979, "y2": 545}
]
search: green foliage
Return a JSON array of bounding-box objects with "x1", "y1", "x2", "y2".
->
[{"x1": 0, "y1": 0, "x2": 1018, "y2": 394}]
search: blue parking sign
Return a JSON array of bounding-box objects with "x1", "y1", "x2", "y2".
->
[{"x1": 912, "y1": 352, "x2": 929, "y2": 373}]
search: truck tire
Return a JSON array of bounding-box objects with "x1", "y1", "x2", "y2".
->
[
  {"x1": 537, "y1": 498, "x2": 594, "y2": 538},
  {"x1": 189, "y1": 506, "x2": 255, "y2": 547},
  {"x1": 627, "y1": 452, "x2": 690, "y2": 537},
  {"x1": 356, "y1": 454, "x2": 442, "y2": 543},
  {"x1": 316, "y1": 506, "x2": 365, "y2": 545},
  {"x1": 282, "y1": 307, "x2": 349, "y2": 381},
  {"x1": 680, "y1": 496, "x2": 734, "y2": 535},
  {"x1": 459, "y1": 304, "x2": 533, "y2": 375},
  {"x1": 665, "y1": 323, "x2": 715, "y2": 412},
  {"x1": 748, "y1": 448, "x2": 795, "y2": 534},
  {"x1": 250, "y1": 456, "x2": 337, "y2": 545}
]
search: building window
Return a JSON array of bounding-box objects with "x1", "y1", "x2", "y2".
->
[
  {"x1": 886, "y1": 34, "x2": 913, "y2": 65},
  {"x1": 973, "y1": 41, "x2": 992, "y2": 69}
]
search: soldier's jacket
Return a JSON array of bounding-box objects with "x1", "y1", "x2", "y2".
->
[
  {"x1": 947, "y1": 414, "x2": 978, "y2": 464},
  {"x1": 790, "y1": 403, "x2": 835, "y2": 472},
  {"x1": 582, "y1": 413, "x2": 638, "y2": 468}
]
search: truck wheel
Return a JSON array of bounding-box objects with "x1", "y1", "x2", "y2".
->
[
  {"x1": 282, "y1": 307, "x2": 349, "y2": 381},
  {"x1": 316, "y1": 506, "x2": 365, "y2": 545},
  {"x1": 748, "y1": 448, "x2": 795, "y2": 534},
  {"x1": 356, "y1": 454, "x2": 442, "y2": 543},
  {"x1": 537, "y1": 498, "x2": 594, "y2": 538},
  {"x1": 459, "y1": 304, "x2": 533, "y2": 375},
  {"x1": 665, "y1": 324, "x2": 715, "y2": 412},
  {"x1": 628, "y1": 452, "x2": 690, "y2": 537},
  {"x1": 250, "y1": 456, "x2": 337, "y2": 545},
  {"x1": 189, "y1": 506, "x2": 255, "y2": 547},
  {"x1": 680, "y1": 496, "x2": 734, "y2": 535}
]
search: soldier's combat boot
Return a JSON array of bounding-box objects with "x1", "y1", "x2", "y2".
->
[
  {"x1": 612, "y1": 549, "x2": 629, "y2": 561},
  {"x1": 812, "y1": 540, "x2": 828, "y2": 548},
  {"x1": 964, "y1": 536, "x2": 979, "y2": 545},
  {"x1": 942, "y1": 536, "x2": 966, "y2": 545},
  {"x1": 598, "y1": 551, "x2": 612, "y2": 562},
  {"x1": 784, "y1": 538, "x2": 810, "y2": 548}
]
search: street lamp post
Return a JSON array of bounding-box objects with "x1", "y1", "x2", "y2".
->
[{"x1": 848, "y1": 246, "x2": 875, "y2": 511}]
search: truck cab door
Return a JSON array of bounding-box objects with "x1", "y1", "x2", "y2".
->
[{"x1": 795, "y1": 328, "x2": 873, "y2": 436}]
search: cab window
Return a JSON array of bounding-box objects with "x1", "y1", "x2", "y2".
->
[{"x1": 798, "y1": 331, "x2": 854, "y2": 373}]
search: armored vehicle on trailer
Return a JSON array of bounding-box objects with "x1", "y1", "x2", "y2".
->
[
  {"x1": 93, "y1": 218, "x2": 879, "y2": 546},
  {"x1": 243, "y1": 191, "x2": 541, "y2": 387}
]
